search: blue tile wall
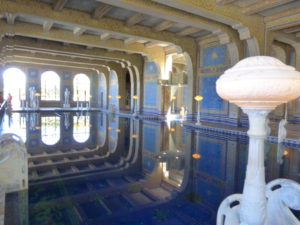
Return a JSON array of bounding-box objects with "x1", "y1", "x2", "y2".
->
[
  {"x1": 143, "y1": 127, "x2": 157, "y2": 152},
  {"x1": 62, "y1": 71, "x2": 72, "y2": 80},
  {"x1": 145, "y1": 62, "x2": 158, "y2": 75},
  {"x1": 196, "y1": 179, "x2": 223, "y2": 207},
  {"x1": 28, "y1": 68, "x2": 39, "y2": 78},
  {"x1": 63, "y1": 136, "x2": 71, "y2": 145},
  {"x1": 203, "y1": 45, "x2": 227, "y2": 67},
  {"x1": 28, "y1": 138, "x2": 39, "y2": 148},
  {"x1": 201, "y1": 75, "x2": 225, "y2": 110},
  {"x1": 198, "y1": 140, "x2": 225, "y2": 179},
  {"x1": 144, "y1": 81, "x2": 157, "y2": 106}
]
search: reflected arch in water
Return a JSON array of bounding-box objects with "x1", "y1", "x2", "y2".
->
[
  {"x1": 41, "y1": 116, "x2": 61, "y2": 145},
  {"x1": 108, "y1": 116, "x2": 119, "y2": 153},
  {"x1": 73, "y1": 113, "x2": 90, "y2": 143},
  {"x1": 98, "y1": 113, "x2": 107, "y2": 147},
  {"x1": 3, "y1": 67, "x2": 26, "y2": 108},
  {"x1": 142, "y1": 123, "x2": 161, "y2": 174}
]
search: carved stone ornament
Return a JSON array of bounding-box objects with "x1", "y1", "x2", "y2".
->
[
  {"x1": 216, "y1": 56, "x2": 300, "y2": 109},
  {"x1": 0, "y1": 133, "x2": 25, "y2": 163}
]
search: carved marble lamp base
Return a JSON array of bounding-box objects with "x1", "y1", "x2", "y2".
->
[{"x1": 217, "y1": 179, "x2": 300, "y2": 225}]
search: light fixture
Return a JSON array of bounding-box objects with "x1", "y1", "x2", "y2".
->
[
  {"x1": 194, "y1": 95, "x2": 203, "y2": 102},
  {"x1": 192, "y1": 153, "x2": 201, "y2": 159}
]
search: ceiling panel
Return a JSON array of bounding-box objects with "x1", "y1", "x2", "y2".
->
[
  {"x1": 259, "y1": 1, "x2": 300, "y2": 16},
  {"x1": 166, "y1": 24, "x2": 188, "y2": 33},
  {"x1": 105, "y1": 7, "x2": 136, "y2": 21},
  {"x1": 65, "y1": 0, "x2": 98, "y2": 13},
  {"x1": 138, "y1": 17, "x2": 164, "y2": 27}
]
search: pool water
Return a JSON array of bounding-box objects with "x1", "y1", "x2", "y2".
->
[{"x1": 1, "y1": 112, "x2": 300, "y2": 225}]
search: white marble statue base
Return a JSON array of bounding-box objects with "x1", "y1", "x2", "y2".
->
[{"x1": 217, "y1": 179, "x2": 300, "y2": 225}]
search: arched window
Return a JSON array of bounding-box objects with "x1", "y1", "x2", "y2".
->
[
  {"x1": 41, "y1": 116, "x2": 61, "y2": 145},
  {"x1": 41, "y1": 71, "x2": 60, "y2": 101},
  {"x1": 73, "y1": 114, "x2": 90, "y2": 143},
  {"x1": 73, "y1": 74, "x2": 90, "y2": 101},
  {"x1": 3, "y1": 67, "x2": 26, "y2": 108}
]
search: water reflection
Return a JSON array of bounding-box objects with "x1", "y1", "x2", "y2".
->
[
  {"x1": 41, "y1": 116, "x2": 60, "y2": 145},
  {"x1": 73, "y1": 112, "x2": 90, "y2": 143},
  {"x1": 0, "y1": 112, "x2": 299, "y2": 225},
  {"x1": 1, "y1": 112, "x2": 27, "y2": 142}
]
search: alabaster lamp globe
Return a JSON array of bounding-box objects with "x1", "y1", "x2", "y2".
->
[
  {"x1": 216, "y1": 56, "x2": 300, "y2": 225},
  {"x1": 216, "y1": 56, "x2": 300, "y2": 109}
]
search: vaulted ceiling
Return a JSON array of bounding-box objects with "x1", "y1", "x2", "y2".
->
[{"x1": 1, "y1": 0, "x2": 299, "y2": 56}]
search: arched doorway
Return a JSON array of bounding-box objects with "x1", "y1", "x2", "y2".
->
[
  {"x1": 73, "y1": 73, "x2": 90, "y2": 105},
  {"x1": 125, "y1": 70, "x2": 132, "y2": 110},
  {"x1": 109, "y1": 70, "x2": 119, "y2": 112},
  {"x1": 3, "y1": 67, "x2": 26, "y2": 108},
  {"x1": 162, "y1": 53, "x2": 191, "y2": 119},
  {"x1": 41, "y1": 71, "x2": 60, "y2": 101},
  {"x1": 98, "y1": 72, "x2": 107, "y2": 109}
]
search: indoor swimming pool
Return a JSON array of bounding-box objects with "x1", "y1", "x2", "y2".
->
[{"x1": 1, "y1": 112, "x2": 299, "y2": 225}]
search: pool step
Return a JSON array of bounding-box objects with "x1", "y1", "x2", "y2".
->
[
  {"x1": 127, "y1": 192, "x2": 152, "y2": 205},
  {"x1": 28, "y1": 145, "x2": 100, "y2": 160},
  {"x1": 29, "y1": 158, "x2": 127, "y2": 181},
  {"x1": 142, "y1": 187, "x2": 171, "y2": 201},
  {"x1": 29, "y1": 153, "x2": 111, "y2": 169}
]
